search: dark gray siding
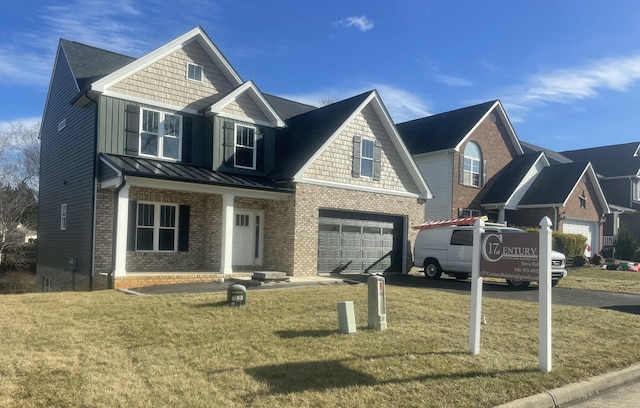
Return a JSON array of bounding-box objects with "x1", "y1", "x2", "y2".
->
[
  {"x1": 98, "y1": 96, "x2": 212, "y2": 168},
  {"x1": 38, "y1": 47, "x2": 97, "y2": 279},
  {"x1": 212, "y1": 116, "x2": 275, "y2": 175}
]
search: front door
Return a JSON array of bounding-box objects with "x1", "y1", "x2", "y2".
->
[{"x1": 232, "y1": 210, "x2": 263, "y2": 266}]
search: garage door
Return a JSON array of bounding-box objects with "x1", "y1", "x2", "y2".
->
[
  {"x1": 562, "y1": 219, "x2": 598, "y2": 257},
  {"x1": 318, "y1": 215, "x2": 400, "y2": 274}
]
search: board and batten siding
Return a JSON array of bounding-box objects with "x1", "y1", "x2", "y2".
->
[
  {"x1": 303, "y1": 104, "x2": 420, "y2": 195},
  {"x1": 212, "y1": 116, "x2": 275, "y2": 175},
  {"x1": 38, "y1": 46, "x2": 97, "y2": 278},
  {"x1": 416, "y1": 152, "x2": 453, "y2": 221},
  {"x1": 108, "y1": 40, "x2": 235, "y2": 112},
  {"x1": 97, "y1": 96, "x2": 212, "y2": 168}
]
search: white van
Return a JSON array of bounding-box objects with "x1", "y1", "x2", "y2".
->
[{"x1": 413, "y1": 224, "x2": 567, "y2": 288}]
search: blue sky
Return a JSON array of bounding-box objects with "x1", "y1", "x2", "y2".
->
[{"x1": 1, "y1": 0, "x2": 640, "y2": 151}]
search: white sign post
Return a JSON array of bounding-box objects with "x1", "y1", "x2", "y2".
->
[
  {"x1": 469, "y1": 218, "x2": 485, "y2": 355},
  {"x1": 469, "y1": 216, "x2": 554, "y2": 372},
  {"x1": 539, "y1": 216, "x2": 553, "y2": 372}
]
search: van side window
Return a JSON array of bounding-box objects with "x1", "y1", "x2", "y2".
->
[{"x1": 450, "y1": 230, "x2": 473, "y2": 246}]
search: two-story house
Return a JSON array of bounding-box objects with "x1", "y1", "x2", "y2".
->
[
  {"x1": 560, "y1": 143, "x2": 640, "y2": 246},
  {"x1": 37, "y1": 27, "x2": 431, "y2": 291},
  {"x1": 396, "y1": 100, "x2": 609, "y2": 258}
]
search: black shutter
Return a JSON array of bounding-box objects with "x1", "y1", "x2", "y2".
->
[
  {"x1": 352, "y1": 136, "x2": 361, "y2": 177},
  {"x1": 373, "y1": 140, "x2": 382, "y2": 181},
  {"x1": 127, "y1": 200, "x2": 137, "y2": 251},
  {"x1": 178, "y1": 205, "x2": 190, "y2": 252},
  {"x1": 223, "y1": 121, "x2": 235, "y2": 167},
  {"x1": 125, "y1": 105, "x2": 140, "y2": 155},
  {"x1": 182, "y1": 116, "x2": 192, "y2": 163},
  {"x1": 256, "y1": 127, "x2": 264, "y2": 172},
  {"x1": 459, "y1": 154, "x2": 465, "y2": 184}
]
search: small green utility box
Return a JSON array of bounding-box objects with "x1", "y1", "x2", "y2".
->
[{"x1": 227, "y1": 284, "x2": 247, "y2": 306}]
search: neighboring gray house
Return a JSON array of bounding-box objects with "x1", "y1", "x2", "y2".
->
[{"x1": 37, "y1": 27, "x2": 431, "y2": 291}]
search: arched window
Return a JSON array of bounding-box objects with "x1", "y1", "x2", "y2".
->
[{"x1": 460, "y1": 142, "x2": 484, "y2": 187}]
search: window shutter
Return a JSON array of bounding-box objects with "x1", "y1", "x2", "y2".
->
[
  {"x1": 256, "y1": 127, "x2": 265, "y2": 172},
  {"x1": 127, "y1": 200, "x2": 137, "y2": 251},
  {"x1": 182, "y1": 116, "x2": 192, "y2": 163},
  {"x1": 482, "y1": 160, "x2": 487, "y2": 187},
  {"x1": 459, "y1": 154, "x2": 465, "y2": 184},
  {"x1": 125, "y1": 105, "x2": 140, "y2": 155},
  {"x1": 352, "y1": 136, "x2": 361, "y2": 177},
  {"x1": 223, "y1": 121, "x2": 235, "y2": 167},
  {"x1": 373, "y1": 140, "x2": 382, "y2": 181},
  {"x1": 178, "y1": 205, "x2": 190, "y2": 252}
]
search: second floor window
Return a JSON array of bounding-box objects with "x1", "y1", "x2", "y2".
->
[
  {"x1": 235, "y1": 124, "x2": 256, "y2": 169},
  {"x1": 634, "y1": 179, "x2": 640, "y2": 202},
  {"x1": 140, "y1": 109, "x2": 182, "y2": 160},
  {"x1": 360, "y1": 139, "x2": 375, "y2": 178},
  {"x1": 460, "y1": 142, "x2": 484, "y2": 187}
]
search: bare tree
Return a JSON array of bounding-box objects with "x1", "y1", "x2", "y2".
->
[{"x1": 0, "y1": 122, "x2": 40, "y2": 268}]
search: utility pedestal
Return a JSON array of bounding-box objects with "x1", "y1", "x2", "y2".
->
[{"x1": 368, "y1": 275, "x2": 387, "y2": 330}]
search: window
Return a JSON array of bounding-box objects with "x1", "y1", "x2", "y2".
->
[
  {"x1": 187, "y1": 63, "x2": 202, "y2": 82},
  {"x1": 459, "y1": 208, "x2": 481, "y2": 218},
  {"x1": 136, "y1": 203, "x2": 177, "y2": 251},
  {"x1": 462, "y1": 142, "x2": 482, "y2": 186},
  {"x1": 360, "y1": 139, "x2": 375, "y2": 178},
  {"x1": 60, "y1": 204, "x2": 67, "y2": 230},
  {"x1": 139, "y1": 108, "x2": 182, "y2": 160},
  {"x1": 450, "y1": 230, "x2": 473, "y2": 246},
  {"x1": 235, "y1": 124, "x2": 256, "y2": 169},
  {"x1": 58, "y1": 118, "x2": 66, "y2": 132},
  {"x1": 43, "y1": 277, "x2": 52, "y2": 292},
  {"x1": 634, "y1": 179, "x2": 640, "y2": 201}
]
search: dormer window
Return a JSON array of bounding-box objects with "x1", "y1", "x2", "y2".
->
[
  {"x1": 186, "y1": 62, "x2": 202, "y2": 82},
  {"x1": 235, "y1": 124, "x2": 256, "y2": 169}
]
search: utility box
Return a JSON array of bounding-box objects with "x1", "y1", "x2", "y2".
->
[
  {"x1": 337, "y1": 301, "x2": 357, "y2": 334},
  {"x1": 227, "y1": 284, "x2": 247, "y2": 306},
  {"x1": 368, "y1": 275, "x2": 387, "y2": 330}
]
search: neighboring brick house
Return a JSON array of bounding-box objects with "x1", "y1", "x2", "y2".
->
[
  {"x1": 37, "y1": 27, "x2": 431, "y2": 291},
  {"x1": 396, "y1": 100, "x2": 609, "y2": 258}
]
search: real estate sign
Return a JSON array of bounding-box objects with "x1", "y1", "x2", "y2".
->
[{"x1": 480, "y1": 232, "x2": 539, "y2": 281}]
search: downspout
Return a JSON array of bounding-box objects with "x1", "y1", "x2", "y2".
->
[
  {"x1": 87, "y1": 92, "x2": 99, "y2": 291},
  {"x1": 108, "y1": 175, "x2": 127, "y2": 289},
  {"x1": 554, "y1": 207, "x2": 558, "y2": 230}
]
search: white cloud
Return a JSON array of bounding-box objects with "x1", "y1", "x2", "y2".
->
[
  {"x1": 279, "y1": 83, "x2": 431, "y2": 123},
  {"x1": 0, "y1": 117, "x2": 41, "y2": 133},
  {"x1": 436, "y1": 75, "x2": 473, "y2": 87},
  {"x1": 500, "y1": 54, "x2": 640, "y2": 119},
  {"x1": 336, "y1": 16, "x2": 374, "y2": 32}
]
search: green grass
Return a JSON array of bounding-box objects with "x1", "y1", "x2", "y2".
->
[
  {"x1": 557, "y1": 267, "x2": 640, "y2": 294},
  {"x1": 2, "y1": 284, "x2": 640, "y2": 407}
]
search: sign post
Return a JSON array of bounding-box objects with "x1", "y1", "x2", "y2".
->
[
  {"x1": 539, "y1": 217, "x2": 552, "y2": 372},
  {"x1": 469, "y1": 218, "x2": 485, "y2": 355}
]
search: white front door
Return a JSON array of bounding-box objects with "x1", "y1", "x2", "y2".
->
[{"x1": 232, "y1": 210, "x2": 263, "y2": 266}]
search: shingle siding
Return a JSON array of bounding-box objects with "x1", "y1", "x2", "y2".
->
[{"x1": 37, "y1": 46, "x2": 97, "y2": 291}]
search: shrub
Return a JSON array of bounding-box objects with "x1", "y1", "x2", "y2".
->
[
  {"x1": 573, "y1": 255, "x2": 587, "y2": 267},
  {"x1": 614, "y1": 223, "x2": 638, "y2": 261},
  {"x1": 552, "y1": 231, "x2": 587, "y2": 258},
  {"x1": 633, "y1": 247, "x2": 640, "y2": 263}
]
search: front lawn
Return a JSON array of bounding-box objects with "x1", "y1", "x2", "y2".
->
[
  {"x1": 557, "y1": 267, "x2": 640, "y2": 294},
  {"x1": 1, "y1": 283, "x2": 640, "y2": 407}
]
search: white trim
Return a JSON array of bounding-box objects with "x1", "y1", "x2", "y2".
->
[
  {"x1": 134, "y1": 202, "x2": 179, "y2": 252},
  {"x1": 126, "y1": 176, "x2": 290, "y2": 201},
  {"x1": 221, "y1": 194, "x2": 234, "y2": 274},
  {"x1": 215, "y1": 112, "x2": 275, "y2": 128},
  {"x1": 92, "y1": 26, "x2": 242, "y2": 93},
  {"x1": 138, "y1": 107, "x2": 183, "y2": 161},
  {"x1": 114, "y1": 184, "x2": 130, "y2": 277},
  {"x1": 298, "y1": 177, "x2": 421, "y2": 198},
  {"x1": 209, "y1": 81, "x2": 285, "y2": 127},
  {"x1": 234, "y1": 123, "x2": 257, "y2": 170},
  {"x1": 359, "y1": 138, "x2": 375, "y2": 178},
  {"x1": 60, "y1": 203, "x2": 67, "y2": 230},
  {"x1": 186, "y1": 62, "x2": 203, "y2": 82},
  {"x1": 101, "y1": 90, "x2": 201, "y2": 115}
]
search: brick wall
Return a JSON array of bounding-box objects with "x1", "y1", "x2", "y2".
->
[
  {"x1": 290, "y1": 183, "x2": 424, "y2": 276},
  {"x1": 452, "y1": 114, "x2": 519, "y2": 216}
]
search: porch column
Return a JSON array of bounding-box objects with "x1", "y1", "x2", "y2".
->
[
  {"x1": 498, "y1": 208, "x2": 506, "y2": 224},
  {"x1": 114, "y1": 184, "x2": 130, "y2": 277},
  {"x1": 221, "y1": 194, "x2": 235, "y2": 274}
]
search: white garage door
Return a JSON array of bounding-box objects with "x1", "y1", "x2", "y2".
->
[{"x1": 562, "y1": 219, "x2": 598, "y2": 257}]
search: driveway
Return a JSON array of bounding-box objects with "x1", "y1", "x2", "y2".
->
[{"x1": 361, "y1": 273, "x2": 640, "y2": 315}]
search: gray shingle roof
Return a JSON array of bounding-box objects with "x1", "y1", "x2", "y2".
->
[
  {"x1": 481, "y1": 152, "x2": 543, "y2": 205},
  {"x1": 519, "y1": 161, "x2": 589, "y2": 206},
  {"x1": 60, "y1": 39, "x2": 136, "y2": 89},
  {"x1": 520, "y1": 141, "x2": 572, "y2": 165},
  {"x1": 268, "y1": 91, "x2": 372, "y2": 180},
  {"x1": 263, "y1": 94, "x2": 317, "y2": 120},
  {"x1": 561, "y1": 142, "x2": 640, "y2": 177},
  {"x1": 396, "y1": 100, "x2": 497, "y2": 155}
]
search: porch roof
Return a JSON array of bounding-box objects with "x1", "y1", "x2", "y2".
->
[{"x1": 100, "y1": 154, "x2": 294, "y2": 193}]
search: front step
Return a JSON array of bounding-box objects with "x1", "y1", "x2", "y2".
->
[{"x1": 251, "y1": 271, "x2": 290, "y2": 283}]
